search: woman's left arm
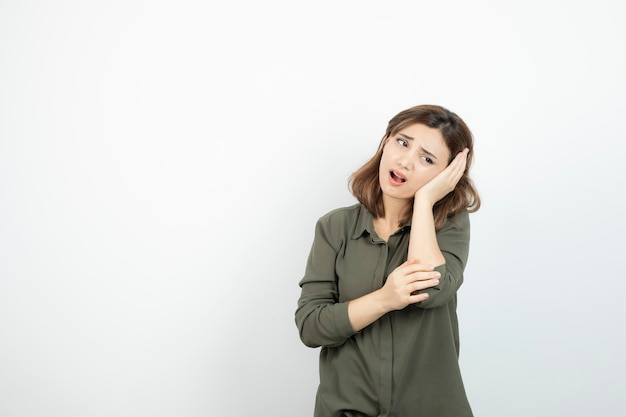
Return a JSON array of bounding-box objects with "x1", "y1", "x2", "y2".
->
[
  {"x1": 407, "y1": 149, "x2": 470, "y2": 308},
  {"x1": 415, "y1": 210, "x2": 470, "y2": 309},
  {"x1": 408, "y1": 148, "x2": 468, "y2": 266}
]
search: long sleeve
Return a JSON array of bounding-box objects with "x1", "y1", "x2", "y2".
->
[
  {"x1": 295, "y1": 215, "x2": 357, "y2": 348},
  {"x1": 294, "y1": 205, "x2": 475, "y2": 416}
]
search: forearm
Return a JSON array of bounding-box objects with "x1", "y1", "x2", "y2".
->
[
  {"x1": 296, "y1": 299, "x2": 357, "y2": 347},
  {"x1": 407, "y1": 199, "x2": 445, "y2": 266},
  {"x1": 347, "y1": 289, "x2": 389, "y2": 332},
  {"x1": 414, "y1": 210, "x2": 471, "y2": 309}
]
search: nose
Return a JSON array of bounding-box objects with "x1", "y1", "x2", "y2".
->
[{"x1": 397, "y1": 156, "x2": 411, "y2": 170}]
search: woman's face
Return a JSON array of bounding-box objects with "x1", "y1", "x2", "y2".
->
[{"x1": 378, "y1": 123, "x2": 451, "y2": 203}]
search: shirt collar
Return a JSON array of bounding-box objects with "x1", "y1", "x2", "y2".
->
[
  {"x1": 351, "y1": 204, "x2": 412, "y2": 239},
  {"x1": 352, "y1": 205, "x2": 373, "y2": 239}
]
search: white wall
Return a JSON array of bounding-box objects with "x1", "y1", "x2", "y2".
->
[{"x1": 1, "y1": 1, "x2": 625, "y2": 416}]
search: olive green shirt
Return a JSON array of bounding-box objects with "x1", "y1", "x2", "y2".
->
[{"x1": 295, "y1": 203, "x2": 473, "y2": 417}]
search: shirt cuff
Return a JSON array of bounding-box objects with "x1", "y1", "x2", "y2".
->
[{"x1": 334, "y1": 301, "x2": 358, "y2": 337}]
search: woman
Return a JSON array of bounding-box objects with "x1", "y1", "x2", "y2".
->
[{"x1": 295, "y1": 104, "x2": 481, "y2": 417}]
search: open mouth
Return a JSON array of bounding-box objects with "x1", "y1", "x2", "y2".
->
[{"x1": 390, "y1": 170, "x2": 406, "y2": 184}]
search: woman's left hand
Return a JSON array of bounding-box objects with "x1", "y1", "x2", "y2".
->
[{"x1": 415, "y1": 148, "x2": 469, "y2": 206}]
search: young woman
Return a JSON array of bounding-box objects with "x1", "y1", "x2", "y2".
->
[{"x1": 295, "y1": 104, "x2": 481, "y2": 417}]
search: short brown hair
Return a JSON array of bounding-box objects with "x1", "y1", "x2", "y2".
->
[{"x1": 349, "y1": 104, "x2": 481, "y2": 231}]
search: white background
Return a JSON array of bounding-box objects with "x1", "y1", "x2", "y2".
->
[{"x1": 1, "y1": 1, "x2": 625, "y2": 416}]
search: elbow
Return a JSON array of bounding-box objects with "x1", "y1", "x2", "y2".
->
[
  {"x1": 299, "y1": 333, "x2": 346, "y2": 348},
  {"x1": 416, "y1": 289, "x2": 448, "y2": 309},
  {"x1": 298, "y1": 328, "x2": 322, "y2": 348},
  {"x1": 295, "y1": 315, "x2": 349, "y2": 348},
  {"x1": 416, "y1": 287, "x2": 445, "y2": 309},
  {"x1": 295, "y1": 299, "x2": 354, "y2": 348},
  {"x1": 295, "y1": 311, "x2": 324, "y2": 348},
  {"x1": 416, "y1": 273, "x2": 464, "y2": 309}
]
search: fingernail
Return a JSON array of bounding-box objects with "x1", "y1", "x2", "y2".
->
[{"x1": 435, "y1": 272, "x2": 441, "y2": 278}]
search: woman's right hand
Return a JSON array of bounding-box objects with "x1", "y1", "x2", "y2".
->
[
  {"x1": 347, "y1": 258, "x2": 441, "y2": 332},
  {"x1": 380, "y1": 258, "x2": 441, "y2": 311}
]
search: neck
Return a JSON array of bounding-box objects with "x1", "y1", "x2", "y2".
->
[{"x1": 381, "y1": 196, "x2": 411, "y2": 228}]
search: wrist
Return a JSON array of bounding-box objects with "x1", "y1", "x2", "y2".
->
[
  {"x1": 373, "y1": 288, "x2": 393, "y2": 314},
  {"x1": 413, "y1": 193, "x2": 435, "y2": 210}
]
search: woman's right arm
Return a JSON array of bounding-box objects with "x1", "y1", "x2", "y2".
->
[
  {"x1": 347, "y1": 259, "x2": 440, "y2": 331},
  {"x1": 295, "y1": 217, "x2": 356, "y2": 348},
  {"x1": 296, "y1": 217, "x2": 441, "y2": 346}
]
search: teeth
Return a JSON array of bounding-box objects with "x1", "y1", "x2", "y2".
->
[{"x1": 391, "y1": 171, "x2": 406, "y2": 182}]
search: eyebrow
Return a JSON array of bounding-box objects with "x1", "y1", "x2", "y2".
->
[{"x1": 398, "y1": 133, "x2": 439, "y2": 160}]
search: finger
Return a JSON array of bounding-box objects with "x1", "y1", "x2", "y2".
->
[
  {"x1": 407, "y1": 292, "x2": 429, "y2": 304},
  {"x1": 410, "y1": 278, "x2": 440, "y2": 292},
  {"x1": 439, "y1": 154, "x2": 465, "y2": 184},
  {"x1": 452, "y1": 159, "x2": 466, "y2": 181},
  {"x1": 395, "y1": 258, "x2": 419, "y2": 274},
  {"x1": 400, "y1": 258, "x2": 432, "y2": 270},
  {"x1": 457, "y1": 149, "x2": 469, "y2": 173},
  {"x1": 445, "y1": 150, "x2": 468, "y2": 184},
  {"x1": 449, "y1": 150, "x2": 468, "y2": 173},
  {"x1": 406, "y1": 269, "x2": 441, "y2": 282},
  {"x1": 402, "y1": 263, "x2": 436, "y2": 274}
]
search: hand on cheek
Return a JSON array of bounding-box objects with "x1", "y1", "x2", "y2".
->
[{"x1": 415, "y1": 148, "x2": 469, "y2": 206}]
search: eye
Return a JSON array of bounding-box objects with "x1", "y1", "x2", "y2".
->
[
  {"x1": 396, "y1": 138, "x2": 408, "y2": 147},
  {"x1": 422, "y1": 156, "x2": 434, "y2": 165}
]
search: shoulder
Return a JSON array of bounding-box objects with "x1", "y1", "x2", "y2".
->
[
  {"x1": 314, "y1": 203, "x2": 364, "y2": 241},
  {"x1": 318, "y1": 203, "x2": 362, "y2": 223},
  {"x1": 435, "y1": 210, "x2": 472, "y2": 261},
  {"x1": 437, "y1": 209, "x2": 471, "y2": 238},
  {"x1": 448, "y1": 209, "x2": 470, "y2": 230}
]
